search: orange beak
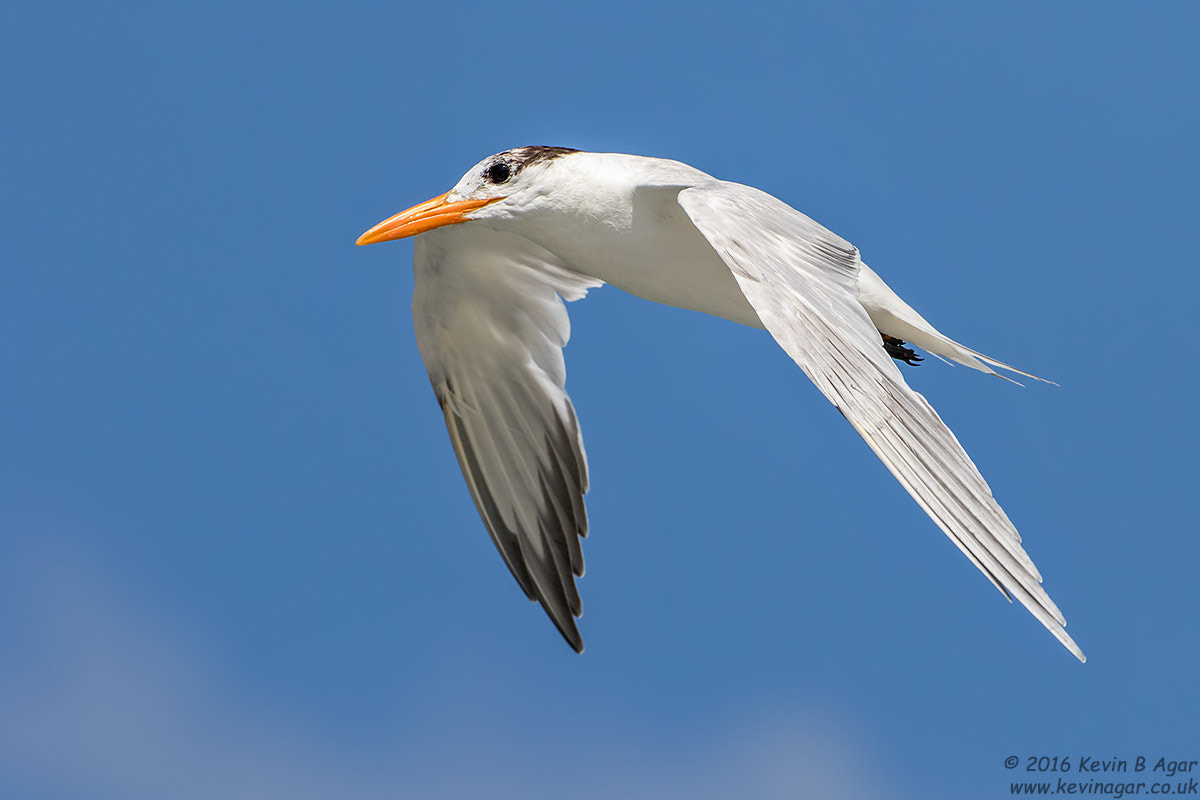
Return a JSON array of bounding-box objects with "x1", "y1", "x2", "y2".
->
[{"x1": 355, "y1": 192, "x2": 503, "y2": 245}]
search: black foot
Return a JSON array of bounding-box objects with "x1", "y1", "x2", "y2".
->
[{"x1": 882, "y1": 334, "x2": 923, "y2": 366}]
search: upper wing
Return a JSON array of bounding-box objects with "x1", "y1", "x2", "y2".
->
[
  {"x1": 412, "y1": 224, "x2": 602, "y2": 651},
  {"x1": 677, "y1": 181, "x2": 1084, "y2": 661}
]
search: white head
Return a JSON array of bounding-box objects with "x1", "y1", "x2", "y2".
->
[{"x1": 356, "y1": 146, "x2": 593, "y2": 246}]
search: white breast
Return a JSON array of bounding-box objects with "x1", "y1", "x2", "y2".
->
[{"x1": 514, "y1": 177, "x2": 765, "y2": 329}]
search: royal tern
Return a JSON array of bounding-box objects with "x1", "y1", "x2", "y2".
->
[{"x1": 357, "y1": 146, "x2": 1084, "y2": 662}]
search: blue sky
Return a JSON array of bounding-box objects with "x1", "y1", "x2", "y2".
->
[{"x1": 3, "y1": 2, "x2": 1197, "y2": 797}]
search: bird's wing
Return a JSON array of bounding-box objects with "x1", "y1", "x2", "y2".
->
[
  {"x1": 412, "y1": 224, "x2": 602, "y2": 651},
  {"x1": 677, "y1": 181, "x2": 1083, "y2": 661}
]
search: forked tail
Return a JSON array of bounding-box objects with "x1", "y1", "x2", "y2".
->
[{"x1": 856, "y1": 263, "x2": 1054, "y2": 385}]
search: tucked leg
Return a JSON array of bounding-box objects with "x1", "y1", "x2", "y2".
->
[{"x1": 882, "y1": 334, "x2": 923, "y2": 366}]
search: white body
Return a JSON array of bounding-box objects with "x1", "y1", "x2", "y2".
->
[
  {"x1": 456, "y1": 154, "x2": 1043, "y2": 377},
  {"x1": 377, "y1": 148, "x2": 1079, "y2": 660}
]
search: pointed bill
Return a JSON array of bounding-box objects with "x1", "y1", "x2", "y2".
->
[{"x1": 356, "y1": 192, "x2": 502, "y2": 245}]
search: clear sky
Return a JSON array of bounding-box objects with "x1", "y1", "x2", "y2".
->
[{"x1": 2, "y1": 2, "x2": 1197, "y2": 798}]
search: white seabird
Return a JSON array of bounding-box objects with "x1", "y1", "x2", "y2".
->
[{"x1": 357, "y1": 146, "x2": 1084, "y2": 662}]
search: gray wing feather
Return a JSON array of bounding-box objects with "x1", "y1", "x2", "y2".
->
[
  {"x1": 678, "y1": 181, "x2": 1084, "y2": 662},
  {"x1": 413, "y1": 225, "x2": 601, "y2": 651}
]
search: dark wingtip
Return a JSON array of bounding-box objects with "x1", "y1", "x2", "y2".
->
[{"x1": 562, "y1": 626, "x2": 585, "y2": 654}]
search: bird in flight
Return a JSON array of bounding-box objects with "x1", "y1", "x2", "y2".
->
[{"x1": 356, "y1": 146, "x2": 1084, "y2": 662}]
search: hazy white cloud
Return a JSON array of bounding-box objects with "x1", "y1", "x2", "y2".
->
[{"x1": 0, "y1": 548, "x2": 890, "y2": 800}]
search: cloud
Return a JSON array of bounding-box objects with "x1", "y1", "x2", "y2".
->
[{"x1": 0, "y1": 547, "x2": 890, "y2": 800}]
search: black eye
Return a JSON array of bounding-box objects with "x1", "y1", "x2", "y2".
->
[{"x1": 484, "y1": 161, "x2": 512, "y2": 184}]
